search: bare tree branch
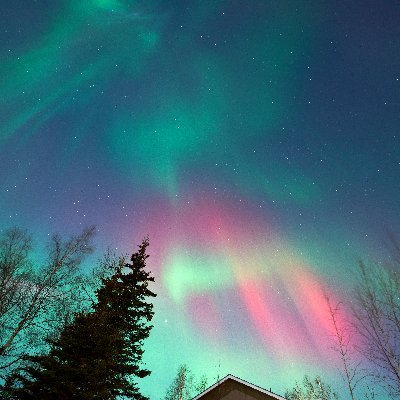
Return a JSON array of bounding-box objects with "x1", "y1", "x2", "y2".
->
[
  {"x1": 325, "y1": 295, "x2": 364, "y2": 400},
  {"x1": 353, "y1": 260, "x2": 400, "y2": 398},
  {"x1": 0, "y1": 226, "x2": 95, "y2": 375}
]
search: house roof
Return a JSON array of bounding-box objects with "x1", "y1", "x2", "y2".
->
[{"x1": 191, "y1": 374, "x2": 286, "y2": 400}]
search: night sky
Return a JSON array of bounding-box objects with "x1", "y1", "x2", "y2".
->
[{"x1": 1, "y1": 1, "x2": 400, "y2": 398}]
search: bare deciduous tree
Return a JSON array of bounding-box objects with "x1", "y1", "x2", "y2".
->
[
  {"x1": 285, "y1": 375, "x2": 339, "y2": 400},
  {"x1": 353, "y1": 260, "x2": 400, "y2": 398},
  {"x1": 164, "y1": 364, "x2": 208, "y2": 400},
  {"x1": 0, "y1": 226, "x2": 95, "y2": 374},
  {"x1": 325, "y1": 296, "x2": 364, "y2": 400}
]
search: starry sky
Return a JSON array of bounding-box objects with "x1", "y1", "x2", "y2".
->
[{"x1": 1, "y1": 1, "x2": 400, "y2": 398}]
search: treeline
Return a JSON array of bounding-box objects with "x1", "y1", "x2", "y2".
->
[
  {"x1": 1, "y1": 226, "x2": 399, "y2": 399},
  {"x1": 0, "y1": 227, "x2": 156, "y2": 399}
]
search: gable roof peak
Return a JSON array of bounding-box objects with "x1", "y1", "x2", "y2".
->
[{"x1": 191, "y1": 373, "x2": 286, "y2": 400}]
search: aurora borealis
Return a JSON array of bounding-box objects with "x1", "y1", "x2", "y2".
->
[{"x1": 1, "y1": 0, "x2": 400, "y2": 398}]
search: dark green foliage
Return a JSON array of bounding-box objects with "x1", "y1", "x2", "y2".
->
[{"x1": 2, "y1": 239, "x2": 156, "y2": 400}]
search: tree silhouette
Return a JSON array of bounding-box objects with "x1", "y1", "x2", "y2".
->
[
  {"x1": 2, "y1": 239, "x2": 156, "y2": 400},
  {"x1": 285, "y1": 375, "x2": 339, "y2": 400},
  {"x1": 353, "y1": 260, "x2": 400, "y2": 398},
  {"x1": 0, "y1": 226, "x2": 95, "y2": 375},
  {"x1": 164, "y1": 364, "x2": 208, "y2": 400}
]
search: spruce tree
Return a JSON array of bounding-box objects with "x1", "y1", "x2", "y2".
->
[{"x1": 2, "y1": 239, "x2": 156, "y2": 400}]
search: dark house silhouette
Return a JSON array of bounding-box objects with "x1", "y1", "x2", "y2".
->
[{"x1": 192, "y1": 375, "x2": 286, "y2": 400}]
